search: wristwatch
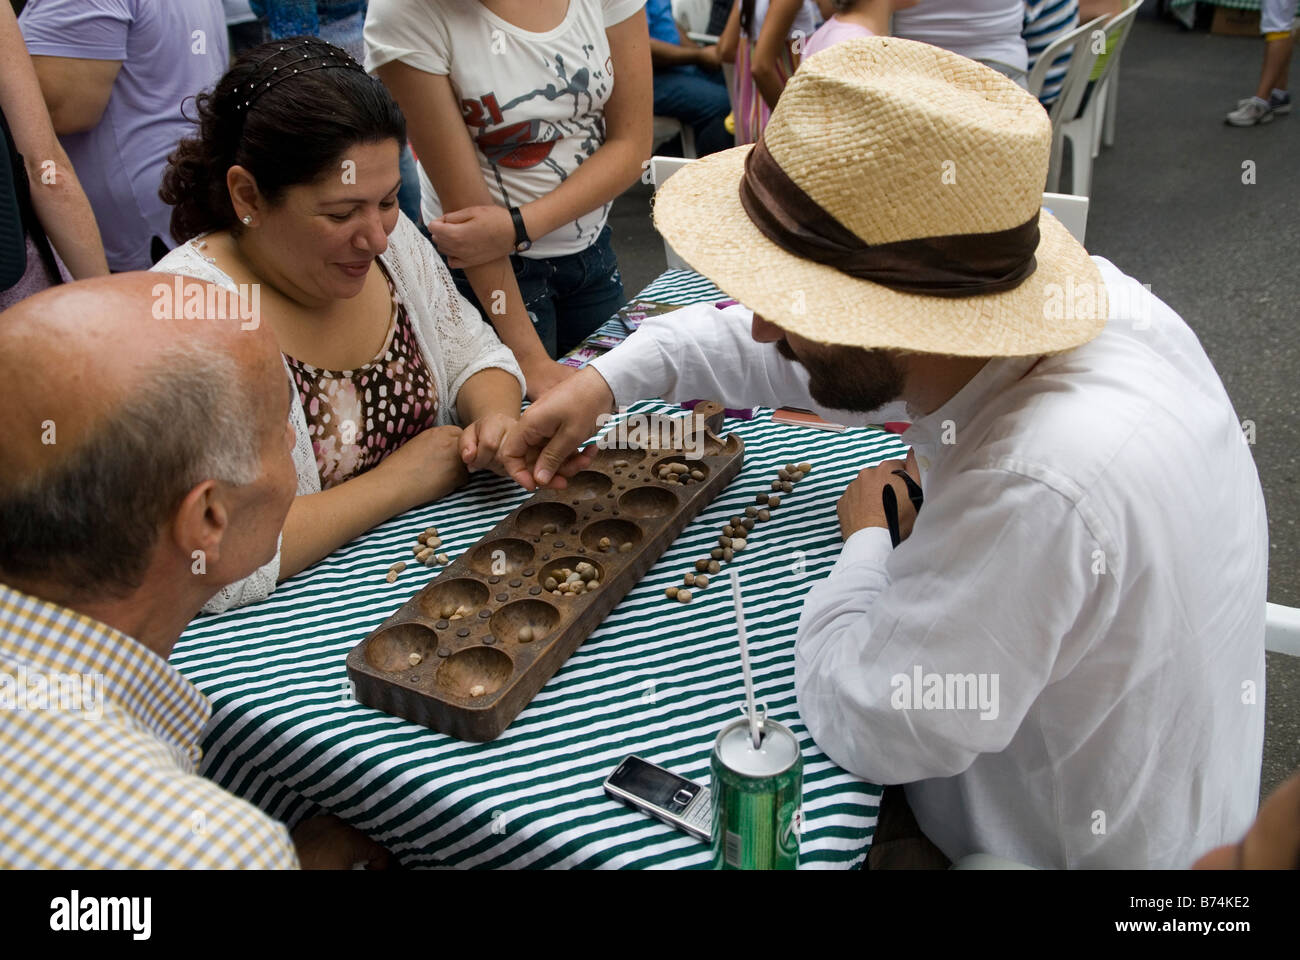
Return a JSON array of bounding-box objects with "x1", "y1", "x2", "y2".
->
[{"x1": 509, "y1": 205, "x2": 532, "y2": 253}]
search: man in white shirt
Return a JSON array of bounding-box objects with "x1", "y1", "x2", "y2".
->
[{"x1": 499, "y1": 38, "x2": 1268, "y2": 868}]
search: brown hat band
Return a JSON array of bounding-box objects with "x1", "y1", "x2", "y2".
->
[{"x1": 738, "y1": 136, "x2": 1040, "y2": 298}]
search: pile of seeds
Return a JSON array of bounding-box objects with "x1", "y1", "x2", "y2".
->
[
  {"x1": 434, "y1": 601, "x2": 476, "y2": 620},
  {"x1": 656, "y1": 460, "x2": 706, "y2": 486},
  {"x1": 670, "y1": 461, "x2": 812, "y2": 601},
  {"x1": 411, "y1": 526, "x2": 449, "y2": 567},
  {"x1": 543, "y1": 561, "x2": 601, "y2": 596}
]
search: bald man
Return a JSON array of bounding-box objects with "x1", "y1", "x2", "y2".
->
[{"x1": 0, "y1": 274, "x2": 390, "y2": 868}]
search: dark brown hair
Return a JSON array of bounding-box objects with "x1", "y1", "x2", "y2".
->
[{"x1": 161, "y1": 38, "x2": 406, "y2": 243}]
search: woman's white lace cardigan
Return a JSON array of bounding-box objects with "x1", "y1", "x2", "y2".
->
[{"x1": 151, "y1": 215, "x2": 525, "y2": 613}]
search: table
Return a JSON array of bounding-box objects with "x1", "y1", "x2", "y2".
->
[{"x1": 171, "y1": 269, "x2": 906, "y2": 868}]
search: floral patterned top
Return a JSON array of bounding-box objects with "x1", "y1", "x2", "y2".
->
[{"x1": 283, "y1": 268, "x2": 438, "y2": 489}]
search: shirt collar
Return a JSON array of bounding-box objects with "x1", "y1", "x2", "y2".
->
[
  {"x1": 0, "y1": 582, "x2": 210, "y2": 764},
  {"x1": 904, "y1": 354, "x2": 1044, "y2": 456}
]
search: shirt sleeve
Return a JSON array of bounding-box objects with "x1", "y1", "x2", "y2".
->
[
  {"x1": 364, "y1": 0, "x2": 451, "y2": 75},
  {"x1": 19, "y1": 0, "x2": 132, "y2": 61},
  {"x1": 794, "y1": 465, "x2": 1111, "y2": 785},
  {"x1": 586, "y1": 302, "x2": 909, "y2": 425},
  {"x1": 603, "y1": 0, "x2": 648, "y2": 27}
]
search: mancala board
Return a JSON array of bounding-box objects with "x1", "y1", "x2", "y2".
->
[{"x1": 346, "y1": 402, "x2": 745, "y2": 741}]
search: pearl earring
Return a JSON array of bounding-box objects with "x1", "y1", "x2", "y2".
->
[{"x1": 241, "y1": 215, "x2": 253, "y2": 225}]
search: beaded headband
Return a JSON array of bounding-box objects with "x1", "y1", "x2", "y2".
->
[{"x1": 232, "y1": 39, "x2": 366, "y2": 113}]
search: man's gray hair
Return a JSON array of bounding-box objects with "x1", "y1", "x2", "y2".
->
[{"x1": 0, "y1": 341, "x2": 267, "y2": 599}]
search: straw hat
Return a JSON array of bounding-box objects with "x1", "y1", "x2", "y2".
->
[{"x1": 653, "y1": 37, "x2": 1107, "y2": 356}]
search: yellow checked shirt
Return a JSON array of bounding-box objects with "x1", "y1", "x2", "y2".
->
[{"x1": 0, "y1": 583, "x2": 299, "y2": 868}]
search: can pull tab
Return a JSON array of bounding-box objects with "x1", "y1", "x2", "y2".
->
[{"x1": 738, "y1": 701, "x2": 767, "y2": 734}]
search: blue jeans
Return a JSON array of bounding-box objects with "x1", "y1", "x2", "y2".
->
[
  {"x1": 653, "y1": 66, "x2": 733, "y2": 156},
  {"x1": 397, "y1": 144, "x2": 427, "y2": 240},
  {"x1": 450, "y1": 224, "x2": 624, "y2": 358}
]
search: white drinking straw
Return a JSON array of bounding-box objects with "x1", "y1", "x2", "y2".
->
[{"x1": 730, "y1": 571, "x2": 762, "y2": 749}]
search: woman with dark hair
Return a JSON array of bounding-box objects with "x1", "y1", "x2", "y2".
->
[{"x1": 154, "y1": 38, "x2": 526, "y2": 613}]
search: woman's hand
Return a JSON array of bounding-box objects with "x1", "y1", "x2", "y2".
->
[
  {"x1": 377, "y1": 424, "x2": 470, "y2": 513},
  {"x1": 460, "y1": 412, "x2": 517, "y2": 474},
  {"x1": 521, "y1": 356, "x2": 578, "y2": 402},
  {"x1": 427, "y1": 204, "x2": 516, "y2": 269}
]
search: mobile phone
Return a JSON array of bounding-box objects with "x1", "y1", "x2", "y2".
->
[{"x1": 604, "y1": 755, "x2": 712, "y2": 842}]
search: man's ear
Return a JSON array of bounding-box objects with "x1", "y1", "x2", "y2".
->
[{"x1": 172, "y1": 479, "x2": 228, "y2": 575}]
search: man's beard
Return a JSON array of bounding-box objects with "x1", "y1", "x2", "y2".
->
[{"x1": 776, "y1": 337, "x2": 906, "y2": 413}]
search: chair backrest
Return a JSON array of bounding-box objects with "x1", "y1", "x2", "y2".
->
[
  {"x1": 1042, "y1": 191, "x2": 1090, "y2": 244},
  {"x1": 1088, "y1": 0, "x2": 1141, "y2": 97},
  {"x1": 1266, "y1": 602, "x2": 1300, "y2": 657},
  {"x1": 650, "y1": 157, "x2": 1093, "y2": 270},
  {"x1": 671, "y1": 0, "x2": 714, "y2": 34},
  {"x1": 1027, "y1": 15, "x2": 1106, "y2": 126}
]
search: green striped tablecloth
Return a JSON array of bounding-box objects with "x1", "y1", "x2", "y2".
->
[{"x1": 172, "y1": 269, "x2": 907, "y2": 869}]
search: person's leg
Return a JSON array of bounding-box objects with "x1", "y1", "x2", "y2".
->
[
  {"x1": 397, "y1": 144, "x2": 429, "y2": 240},
  {"x1": 1257, "y1": 34, "x2": 1296, "y2": 99},
  {"x1": 549, "y1": 225, "x2": 625, "y2": 356},
  {"x1": 448, "y1": 255, "x2": 560, "y2": 358},
  {"x1": 866, "y1": 785, "x2": 952, "y2": 870},
  {"x1": 653, "y1": 67, "x2": 734, "y2": 156},
  {"x1": 1256, "y1": 0, "x2": 1296, "y2": 97}
]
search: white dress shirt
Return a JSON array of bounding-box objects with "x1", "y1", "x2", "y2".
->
[{"x1": 590, "y1": 256, "x2": 1268, "y2": 868}]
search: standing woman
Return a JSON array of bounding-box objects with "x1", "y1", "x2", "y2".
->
[
  {"x1": 365, "y1": 1, "x2": 653, "y2": 400},
  {"x1": 719, "y1": 0, "x2": 821, "y2": 144},
  {"x1": 1, "y1": 0, "x2": 107, "y2": 309}
]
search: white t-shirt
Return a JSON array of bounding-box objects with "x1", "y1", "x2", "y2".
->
[
  {"x1": 891, "y1": 0, "x2": 1029, "y2": 73},
  {"x1": 365, "y1": 0, "x2": 643, "y2": 258},
  {"x1": 742, "y1": 0, "x2": 821, "y2": 41}
]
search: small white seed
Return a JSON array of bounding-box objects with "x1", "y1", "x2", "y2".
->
[
  {"x1": 733, "y1": 539, "x2": 747, "y2": 552},
  {"x1": 408, "y1": 652, "x2": 422, "y2": 666},
  {"x1": 435, "y1": 553, "x2": 450, "y2": 564},
  {"x1": 518, "y1": 626, "x2": 534, "y2": 642},
  {"x1": 469, "y1": 684, "x2": 485, "y2": 697}
]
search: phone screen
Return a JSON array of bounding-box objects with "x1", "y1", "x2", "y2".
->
[{"x1": 608, "y1": 756, "x2": 699, "y2": 811}]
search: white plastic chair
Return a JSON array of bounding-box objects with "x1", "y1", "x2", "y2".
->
[
  {"x1": 652, "y1": 116, "x2": 697, "y2": 159},
  {"x1": 1096, "y1": 0, "x2": 1144, "y2": 152},
  {"x1": 1055, "y1": 0, "x2": 1140, "y2": 195},
  {"x1": 671, "y1": 0, "x2": 714, "y2": 33},
  {"x1": 1026, "y1": 16, "x2": 1105, "y2": 196},
  {"x1": 1266, "y1": 602, "x2": 1300, "y2": 657},
  {"x1": 649, "y1": 156, "x2": 1093, "y2": 269}
]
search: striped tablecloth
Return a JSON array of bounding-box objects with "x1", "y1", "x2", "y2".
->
[{"x1": 172, "y1": 270, "x2": 907, "y2": 869}]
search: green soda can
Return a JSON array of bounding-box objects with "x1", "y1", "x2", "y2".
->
[{"x1": 710, "y1": 715, "x2": 802, "y2": 869}]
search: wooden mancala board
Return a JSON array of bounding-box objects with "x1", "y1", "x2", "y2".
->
[{"x1": 347, "y1": 402, "x2": 745, "y2": 741}]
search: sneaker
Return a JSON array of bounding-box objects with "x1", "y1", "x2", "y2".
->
[
  {"x1": 1238, "y1": 91, "x2": 1293, "y2": 114},
  {"x1": 1226, "y1": 96, "x2": 1274, "y2": 126}
]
